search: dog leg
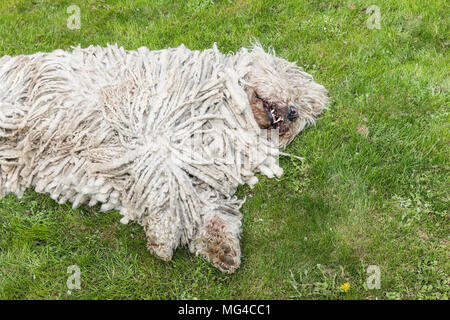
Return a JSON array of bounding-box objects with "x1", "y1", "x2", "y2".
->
[
  {"x1": 190, "y1": 211, "x2": 242, "y2": 273},
  {"x1": 141, "y1": 210, "x2": 180, "y2": 262}
]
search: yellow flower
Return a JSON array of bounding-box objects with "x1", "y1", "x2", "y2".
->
[{"x1": 340, "y1": 282, "x2": 350, "y2": 293}]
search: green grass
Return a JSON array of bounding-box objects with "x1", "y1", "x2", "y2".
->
[{"x1": 0, "y1": 0, "x2": 448, "y2": 300}]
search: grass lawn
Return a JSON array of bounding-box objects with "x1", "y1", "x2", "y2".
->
[{"x1": 0, "y1": 0, "x2": 448, "y2": 299}]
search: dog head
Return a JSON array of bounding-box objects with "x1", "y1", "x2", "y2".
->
[{"x1": 240, "y1": 45, "x2": 328, "y2": 148}]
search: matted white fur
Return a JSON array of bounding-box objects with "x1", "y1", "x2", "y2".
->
[{"x1": 0, "y1": 44, "x2": 327, "y2": 272}]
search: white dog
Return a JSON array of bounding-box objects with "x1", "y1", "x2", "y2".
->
[{"x1": 0, "y1": 44, "x2": 328, "y2": 273}]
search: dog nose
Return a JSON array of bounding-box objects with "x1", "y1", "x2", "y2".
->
[{"x1": 288, "y1": 105, "x2": 298, "y2": 121}]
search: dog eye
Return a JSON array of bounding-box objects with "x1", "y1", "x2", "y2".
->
[{"x1": 288, "y1": 105, "x2": 298, "y2": 121}]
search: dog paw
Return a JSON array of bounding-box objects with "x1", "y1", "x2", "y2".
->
[
  {"x1": 146, "y1": 238, "x2": 174, "y2": 262},
  {"x1": 190, "y1": 213, "x2": 242, "y2": 273},
  {"x1": 214, "y1": 244, "x2": 240, "y2": 273},
  {"x1": 203, "y1": 240, "x2": 241, "y2": 274}
]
